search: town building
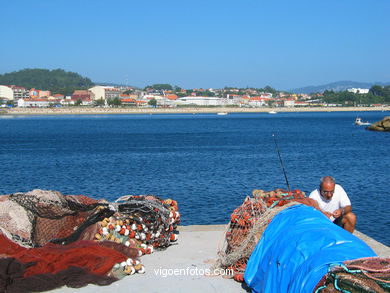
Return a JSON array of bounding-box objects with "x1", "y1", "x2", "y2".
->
[
  {"x1": 347, "y1": 88, "x2": 369, "y2": 94},
  {"x1": 120, "y1": 98, "x2": 137, "y2": 106},
  {"x1": 17, "y1": 98, "x2": 50, "y2": 108},
  {"x1": 71, "y1": 90, "x2": 92, "y2": 100},
  {"x1": 9, "y1": 85, "x2": 30, "y2": 100},
  {"x1": 0, "y1": 85, "x2": 14, "y2": 100},
  {"x1": 283, "y1": 99, "x2": 295, "y2": 107},
  {"x1": 89, "y1": 86, "x2": 121, "y2": 101},
  {"x1": 225, "y1": 94, "x2": 242, "y2": 105},
  {"x1": 176, "y1": 96, "x2": 223, "y2": 106},
  {"x1": 38, "y1": 90, "x2": 51, "y2": 98}
]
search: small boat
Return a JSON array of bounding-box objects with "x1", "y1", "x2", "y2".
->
[
  {"x1": 354, "y1": 117, "x2": 370, "y2": 126},
  {"x1": 217, "y1": 112, "x2": 228, "y2": 115},
  {"x1": 268, "y1": 111, "x2": 277, "y2": 114}
]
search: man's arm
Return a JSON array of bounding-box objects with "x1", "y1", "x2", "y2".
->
[{"x1": 307, "y1": 197, "x2": 333, "y2": 219}]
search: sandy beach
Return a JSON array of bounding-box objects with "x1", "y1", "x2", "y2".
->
[{"x1": 2, "y1": 106, "x2": 389, "y2": 116}]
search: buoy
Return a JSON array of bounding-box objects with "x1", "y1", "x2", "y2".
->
[
  {"x1": 170, "y1": 234, "x2": 178, "y2": 242},
  {"x1": 137, "y1": 265, "x2": 145, "y2": 274},
  {"x1": 124, "y1": 265, "x2": 136, "y2": 275}
]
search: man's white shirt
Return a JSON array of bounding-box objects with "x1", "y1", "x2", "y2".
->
[{"x1": 309, "y1": 184, "x2": 351, "y2": 214}]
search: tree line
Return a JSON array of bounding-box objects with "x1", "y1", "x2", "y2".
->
[
  {"x1": 0, "y1": 68, "x2": 94, "y2": 96},
  {"x1": 321, "y1": 85, "x2": 390, "y2": 105}
]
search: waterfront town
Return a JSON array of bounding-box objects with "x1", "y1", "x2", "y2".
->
[{"x1": 0, "y1": 84, "x2": 385, "y2": 109}]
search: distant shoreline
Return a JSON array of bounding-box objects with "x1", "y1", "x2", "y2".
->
[{"x1": 2, "y1": 106, "x2": 389, "y2": 116}]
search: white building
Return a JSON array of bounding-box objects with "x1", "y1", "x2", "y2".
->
[
  {"x1": 176, "y1": 96, "x2": 224, "y2": 106},
  {"x1": 17, "y1": 99, "x2": 50, "y2": 108},
  {"x1": 89, "y1": 86, "x2": 121, "y2": 100},
  {"x1": 283, "y1": 99, "x2": 295, "y2": 107},
  {"x1": 0, "y1": 85, "x2": 14, "y2": 100},
  {"x1": 347, "y1": 88, "x2": 369, "y2": 94}
]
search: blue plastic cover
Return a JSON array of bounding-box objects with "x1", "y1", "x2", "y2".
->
[{"x1": 244, "y1": 204, "x2": 376, "y2": 293}]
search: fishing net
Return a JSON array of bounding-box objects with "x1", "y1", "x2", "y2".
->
[
  {"x1": 93, "y1": 194, "x2": 180, "y2": 255},
  {"x1": 213, "y1": 188, "x2": 319, "y2": 282},
  {"x1": 0, "y1": 189, "x2": 106, "y2": 247},
  {"x1": 314, "y1": 257, "x2": 390, "y2": 292},
  {"x1": 0, "y1": 189, "x2": 180, "y2": 292}
]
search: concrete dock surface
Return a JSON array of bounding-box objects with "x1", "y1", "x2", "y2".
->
[{"x1": 50, "y1": 225, "x2": 389, "y2": 293}]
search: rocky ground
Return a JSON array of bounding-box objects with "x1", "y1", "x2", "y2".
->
[{"x1": 367, "y1": 116, "x2": 390, "y2": 131}]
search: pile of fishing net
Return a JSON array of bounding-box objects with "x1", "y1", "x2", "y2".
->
[
  {"x1": 215, "y1": 188, "x2": 390, "y2": 293},
  {"x1": 214, "y1": 188, "x2": 318, "y2": 282},
  {"x1": 314, "y1": 257, "x2": 390, "y2": 293},
  {"x1": 0, "y1": 189, "x2": 180, "y2": 292}
]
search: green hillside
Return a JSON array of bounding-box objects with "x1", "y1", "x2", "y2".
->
[{"x1": 0, "y1": 68, "x2": 94, "y2": 96}]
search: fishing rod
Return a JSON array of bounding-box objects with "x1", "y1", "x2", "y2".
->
[{"x1": 272, "y1": 134, "x2": 291, "y2": 191}]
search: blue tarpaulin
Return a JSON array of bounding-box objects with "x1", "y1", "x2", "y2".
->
[{"x1": 244, "y1": 204, "x2": 376, "y2": 293}]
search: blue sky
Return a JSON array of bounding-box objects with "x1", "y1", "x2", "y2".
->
[{"x1": 1, "y1": 0, "x2": 389, "y2": 90}]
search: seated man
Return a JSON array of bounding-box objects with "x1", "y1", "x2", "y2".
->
[{"x1": 309, "y1": 176, "x2": 356, "y2": 233}]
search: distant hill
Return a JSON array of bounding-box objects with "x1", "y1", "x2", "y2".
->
[
  {"x1": 290, "y1": 81, "x2": 390, "y2": 94},
  {"x1": 0, "y1": 68, "x2": 94, "y2": 96}
]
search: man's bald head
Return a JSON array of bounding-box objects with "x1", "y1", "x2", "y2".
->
[{"x1": 320, "y1": 176, "x2": 336, "y2": 200}]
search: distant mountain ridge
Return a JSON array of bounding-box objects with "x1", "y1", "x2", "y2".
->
[{"x1": 290, "y1": 81, "x2": 390, "y2": 94}]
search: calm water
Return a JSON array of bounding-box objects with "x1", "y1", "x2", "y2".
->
[{"x1": 0, "y1": 111, "x2": 389, "y2": 245}]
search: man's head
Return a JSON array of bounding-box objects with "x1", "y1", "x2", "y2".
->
[{"x1": 320, "y1": 176, "x2": 336, "y2": 200}]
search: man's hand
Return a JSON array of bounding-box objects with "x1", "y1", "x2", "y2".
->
[
  {"x1": 324, "y1": 211, "x2": 333, "y2": 218},
  {"x1": 333, "y1": 209, "x2": 343, "y2": 218}
]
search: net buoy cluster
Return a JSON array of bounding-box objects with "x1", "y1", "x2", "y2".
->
[
  {"x1": 112, "y1": 258, "x2": 146, "y2": 276},
  {"x1": 94, "y1": 194, "x2": 180, "y2": 275}
]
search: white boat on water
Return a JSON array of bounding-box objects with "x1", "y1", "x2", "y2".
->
[
  {"x1": 354, "y1": 117, "x2": 371, "y2": 126},
  {"x1": 268, "y1": 111, "x2": 277, "y2": 114},
  {"x1": 217, "y1": 112, "x2": 228, "y2": 115}
]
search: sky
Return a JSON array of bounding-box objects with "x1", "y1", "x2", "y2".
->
[{"x1": 1, "y1": 0, "x2": 389, "y2": 90}]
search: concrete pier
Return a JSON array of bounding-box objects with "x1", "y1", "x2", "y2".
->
[{"x1": 50, "y1": 225, "x2": 389, "y2": 293}]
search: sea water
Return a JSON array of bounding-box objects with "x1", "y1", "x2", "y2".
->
[{"x1": 0, "y1": 111, "x2": 389, "y2": 245}]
